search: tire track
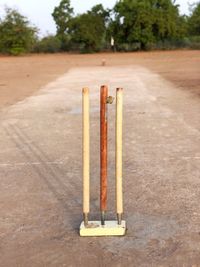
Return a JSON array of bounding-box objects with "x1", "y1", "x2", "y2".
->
[{"x1": 4, "y1": 124, "x2": 81, "y2": 213}]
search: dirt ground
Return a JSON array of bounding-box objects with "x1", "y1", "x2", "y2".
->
[
  {"x1": 0, "y1": 50, "x2": 200, "y2": 110},
  {"x1": 0, "y1": 51, "x2": 200, "y2": 266}
]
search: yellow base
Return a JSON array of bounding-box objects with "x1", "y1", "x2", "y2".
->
[{"x1": 80, "y1": 220, "x2": 126, "y2": 237}]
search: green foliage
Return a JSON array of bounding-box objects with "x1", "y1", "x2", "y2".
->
[
  {"x1": 0, "y1": 7, "x2": 37, "y2": 55},
  {"x1": 9, "y1": 47, "x2": 26, "y2": 55},
  {"x1": 50, "y1": 0, "x2": 200, "y2": 52},
  {"x1": 52, "y1": 0, "x2": 73, "y2": 34},
  {"x1": 188, "y1": 2, "x2": 200, "y2": 35},
  {"x1": 34, "y1": 35, "x2": 62, "y2": 53},
  {"x1": 52, "y1": 0, "x2": 73, "y2": 50},
  {"x1": 176, "y1": 15, "x2": 188, "y2": 38},
  {"x1": 109, "y1": 0, "x2": 182, "y2": 49},
  {"x1": 89, "y1": 4, "x2": 110, "y2": 22},
  {"x1": 188, "y1": 35, "x2": 200, "y2": 49},
  {"x1": 68, "y1": 12, "x2": 106, "y2": 53},
  {"x1": 1, "y1": 0, "x2": 199, "y2": 55}
]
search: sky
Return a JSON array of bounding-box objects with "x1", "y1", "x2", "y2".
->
[{"x1": 0, "y1": 0, "x2": 197, "y2": 36}]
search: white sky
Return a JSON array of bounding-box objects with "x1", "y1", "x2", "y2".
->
[{"x1": 0, "y1": 0, "x2": 197, "y2": 36}]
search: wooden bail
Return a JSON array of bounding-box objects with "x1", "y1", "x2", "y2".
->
[{"x1": 100, "y1": 85, "x2": 108, "y2": 225}]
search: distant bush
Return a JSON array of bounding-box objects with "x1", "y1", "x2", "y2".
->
[
  {"x1": 115, "y1": 43, "x2": 141, "y2": 52},
  {"x1": 150, "y1": 39, "x2": 189, "y2": 50},
  {"x1": 34, "y1": 35, "x2": 62, "y2": 53},
  {"x1": 0, "y1": 7, "x2": 37, "y2": 55},
  {"x1": 112, "y1": 37, "x2": 200, "y2": 52},
  {"x1": 9, "y1": 47, "x2": 26, "y2": 56},
  {"x1": 188, "y1": 36, "x2": 200, "y2": 49},
  {"x1": 153, "y1": 37, "x2": 200, "y2": 50}
]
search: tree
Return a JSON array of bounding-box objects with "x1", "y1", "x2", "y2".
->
[
  {"x1": 52, "y1": 2, "x2": 109, "y2": 52},
  {"x1": 52, "y1": 0, "x2": 73, "y2": 49},
  {"x1": 109, "y1": 0, "x2": 154, "y2": 49},
  {"x1": 152, "y1": 0, "x2": 181, "y2": 40},
  {"x1": 68, "y1": 11, "x2": 106, "y2": 52},
  {"x1": 188, "y1": 2, "x2": 200, "y2": 35},
  {"x1": 34, "y1": 35, "x2": 61, "y2": 53},
  {"x1": 109, "y1": 0, "x2": 182, "y2": 50},
  {"x1": 89, "y1": 4, "x2": 110, "y2": 22},
  {"x1": 0, "y1": 7, "x2": 37, "y2": 55},
  {"x1": 89, "y1": 4, "x2": 111, "y2": 45}
]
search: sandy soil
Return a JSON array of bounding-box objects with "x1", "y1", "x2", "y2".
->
[
  {"x1": 0, "y1": 51, "x2": 200, "y2": 110},
  {"x1": 0, "y1": 51, "x2": 200, "y2": 266}
]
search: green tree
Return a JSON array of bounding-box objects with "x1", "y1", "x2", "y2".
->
[
  {"x1": 89, "y1": 4, "x2": 111, "y2": 46},
  {"x1": 52, "y1": 0, "x2": 73, "y2": 49},
  {"x1": 68, "y1": 6, "x2": 107, "y2": 52},
  {"x1": 0, "y1": 7, "x2": 37, "y2": 55},
  {"x1": 152, "y1": 0, "x2": 181, "y2": 40},
  {"x1": 188, "y1": 2, "x2": 200, "y2": 35},
  {"x1": 34, "y1": 35, "x2": 61, "y2": 53},
  {"x1": 109, "y1": 0, "x2": 182, "y2": 50},
  {"x1": 89, "y1": 4, "x2": 110, "y2": 22},
  {"x1": 52, "y1": 2, "x2": 108, "y2": 52}
]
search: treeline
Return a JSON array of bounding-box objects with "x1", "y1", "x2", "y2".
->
[{"x1": 0, "y1": 0, "x2": 200, "y2": 55}]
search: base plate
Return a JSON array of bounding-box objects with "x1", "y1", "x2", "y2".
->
[{"x1": 80, "y1": 220, "x2": 126, "y2": 237}]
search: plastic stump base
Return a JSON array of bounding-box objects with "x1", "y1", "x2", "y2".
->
[{"x1": 80, "y1": 220, "x2": 126, "y2": 237}]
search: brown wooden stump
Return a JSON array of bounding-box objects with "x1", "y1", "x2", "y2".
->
[{"x1": 100, "y1": 85, "x2": 108, "y2": 225}]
